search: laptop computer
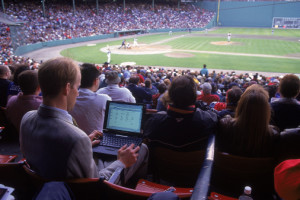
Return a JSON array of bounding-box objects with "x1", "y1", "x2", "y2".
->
[{"x1": 93, "y1": 101, "x2": 146, "y2": 156}]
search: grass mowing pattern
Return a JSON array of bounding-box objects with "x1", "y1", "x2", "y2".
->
[
  {"x1": 61, "y1": 28, "x2": 300, "y2": 74},
  {"x1": 198, "y1": 28, "x2": 300, "y2": 37},
  {"x1": 165, "y1": 37, "x2": 300, "y2": 55}
]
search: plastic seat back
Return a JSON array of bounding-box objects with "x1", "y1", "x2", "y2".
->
[{"x1": 211, "y1": 151, "x2": 275, "y2": 199}]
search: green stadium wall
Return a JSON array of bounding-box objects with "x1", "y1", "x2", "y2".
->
[{"x1": 197, "y1": 1, "x2": 300, "y2": 27}]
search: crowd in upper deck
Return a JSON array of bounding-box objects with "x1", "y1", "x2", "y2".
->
[{"x1": 0, "y1": 1, "x2": 215, "y2": 66}]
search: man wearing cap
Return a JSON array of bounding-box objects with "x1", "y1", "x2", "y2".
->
[
  {"x1": 274, "y1": 159, "x2": 300, "y2": 200},
  {"x1": 97, "y1": 70, "x2": 136, "y2": 103},
  {"x1": 70, "y1": 63, "x2": 112, "y2": 135}
]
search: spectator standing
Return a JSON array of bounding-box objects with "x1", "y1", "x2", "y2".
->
[
  {"x1": 123, "y1": 65, "x2": 131, "y2": 79},
  {"x1": 200, "y1": 64, "x2": 208, "y2": 77},
  {"x1": 70, "y1": 63, "x2": 111, "y2": 134}
]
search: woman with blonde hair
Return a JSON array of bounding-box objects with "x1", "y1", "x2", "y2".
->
[{"x1": 217, "y1": 84, "x2": 279, "y2": 157}]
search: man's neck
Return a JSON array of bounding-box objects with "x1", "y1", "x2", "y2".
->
[
  {"x1": 82, "y1": 86, "x2": 96, "y2": 92},
  {"x1": 43, "y1": 96, "x2": 67, "y2": 111},
  {"x1": 0, "y1": 75, "x2": 7, "y2": 79}
]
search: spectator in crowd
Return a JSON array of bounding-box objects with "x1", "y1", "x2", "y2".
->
[
  {"x1": 97, "y1": 70, "x2": 135, "y2": 103},
  {"x1": 123, "y1": 65, "x2": 131, "y2": 79},
  {"x1": 274, "y1": 159, "x2": 300, "y2": 200},
  {"x1": 271, "y1": 74, "x2": 300, "y2": 131},
  {"x1": 197, "y1": 82, "x2": 220, "y2": 106},
  {"x1": 127, "y1": 75, "x2": 152, "y2": 104},
  {"x1": 200, "y1": 64, "x2": 208, "y2": 77},
  {"x1": 156, "y1": 90, "x2": 171, "y2": 112},
  {"x1": 8, "y1": 64, "x2": 30, "y2": 98},
  {"x1": 144, "y1": 78, "x2": 158, "y2": 96},
  {"x1": 6, "y1": 70, "x2": 42, "y2": 133},
  {"x1": 211, "y1": 82, "x2": 224, "y2": 102},
  {"x1": 20, "y1": 57, "x2": 139, "y2": 180},
  {"x1": 217, "y1": 84, "x2": 279, "y2": 157},
  {"x1": 217, "y1": 86, "x2": 243, "y2": 118},
  {"x1": 0, "y1": 65, "x2": 12, "y2": 107},
  {"x1": 69, "y1": 63, "x2": 111, "y2": 134},
  {"x1": 152, "y1": 83, "x2": 167, "y2": 109},
  {"x1": 136, "y1": 69, "x2": 145, "y2": 83},
  {"x1": 144, "y1": 75, "x2": 218, "y2": 151}
]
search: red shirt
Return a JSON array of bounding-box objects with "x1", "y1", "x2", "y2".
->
[{"x1": 197, "y1": 93, "x2": 220, "y2": 105}]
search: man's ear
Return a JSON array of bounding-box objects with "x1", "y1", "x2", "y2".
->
[{"x1": 63, "y1": 83, "x2": 71, "y2": 95}]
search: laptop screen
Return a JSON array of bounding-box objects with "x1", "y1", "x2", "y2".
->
[{"x1": 104, "y1": 101, "x2": 145, "y2": 134}]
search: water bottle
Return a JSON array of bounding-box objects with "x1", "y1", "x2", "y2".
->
[{"x1": 238, "y1": 186, "x2": 253, "y2": 200}]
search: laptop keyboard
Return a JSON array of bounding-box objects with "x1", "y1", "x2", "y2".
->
[{"x1": 101, "y1": 134, "x2": 142, "y2": 148}]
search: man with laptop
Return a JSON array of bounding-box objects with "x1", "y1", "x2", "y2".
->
[{"x1": 20, "y1": 57, "x2": 141, "y2": 181}]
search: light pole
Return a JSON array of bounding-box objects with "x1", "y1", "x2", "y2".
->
[
  {"x1": 123, "y1": 0, "x2": 125, "y2": 13},
  {"x1": 1, "y1": 0, "x2": 5, "y2": 13},
  {"x1": 72, "y1": 0, "x2": 76, "y2": 15},
  {"x1": 152, "y1": 0, "x2": 154, "y2": 10},
  {"x1": 96, "y1": 0, "x2": 99, "y2": 15},
  {"x1": 41, "y1": 0, "x2": 46, "y2": 18}
]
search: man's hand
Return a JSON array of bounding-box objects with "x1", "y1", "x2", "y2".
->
[
  {"x1": 89, "y1": 130, "x2": 103, "y2": 147},
  {"x1": 117, "y1": 144, "x2": 140, "y2": 168}
]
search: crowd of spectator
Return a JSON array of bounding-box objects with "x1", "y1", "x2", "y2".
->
[
  {"x1": 0, "y1": 1, "x2": 215, "y2": 66},
  {"x1": 1, "y1": 58, "x2": 300, "y2": 199}
]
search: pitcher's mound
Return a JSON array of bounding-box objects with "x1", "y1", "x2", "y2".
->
[{"x1": 211, "y1": 41, "x2": 242, "y2": 46}]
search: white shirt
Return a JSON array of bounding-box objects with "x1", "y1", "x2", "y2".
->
[
  {"x1": 97, "y1": 84, "x2": 136, "y2": 103},
  {"x1": 70, "y1": 88, "x2": 111, "y2": 134}
]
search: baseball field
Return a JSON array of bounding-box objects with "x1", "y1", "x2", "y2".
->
[{"x1": 61, "y1": 27, "x2": 300, "y2": 74}]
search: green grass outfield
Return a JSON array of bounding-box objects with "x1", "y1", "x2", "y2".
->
[{"x1": 61, "y1": 28, "x2": 300, "y2": 74}]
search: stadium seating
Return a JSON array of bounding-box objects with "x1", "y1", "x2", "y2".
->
[
  {"x1": 0, "y1": 154, "x2": 17, "y2": 163},
  {"x1": 150, "y1": 146, "x2": 205, "y2": 187},
  {"x1": 210, "y1": 151, "x2": 276, "y2": 199},
  {"x1": 22, "y1": 163, "x2": 106, "y2": 200},
  {"x1": 0, "y1": 161, "x2": 34, "y2": 199}
]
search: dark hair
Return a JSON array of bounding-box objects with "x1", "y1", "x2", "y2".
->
[
  {"x1": 234, "y1": 84, "x2": 272, "y2": 154},
  {"x1": 144, "y1": 78, "x2": 151, "y2": 88},
  {"x1": 279, "y1": 74, "x2": 300, "y2": 98},
  {"x1": 18, "y1": 70, "x2": 39, "y2": 95},
  {"x1": 227, "y1": 86, "x2": 243, "y2": 106},
  {"x1": 158, "y1": 83, "x2": 167, "y2": 94},
  {"x1": 13, "y1": 64, "x2": 30, "y2": 85},
  {"x1": 168, "y1": 75, "x2": 196, "y2": 108},
  {"x1": 80, "y1": 63, "x2": 100, "y2": 88},
  {"x1": 129, "y1": 75, "x2": 140, "y2": 85}
]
